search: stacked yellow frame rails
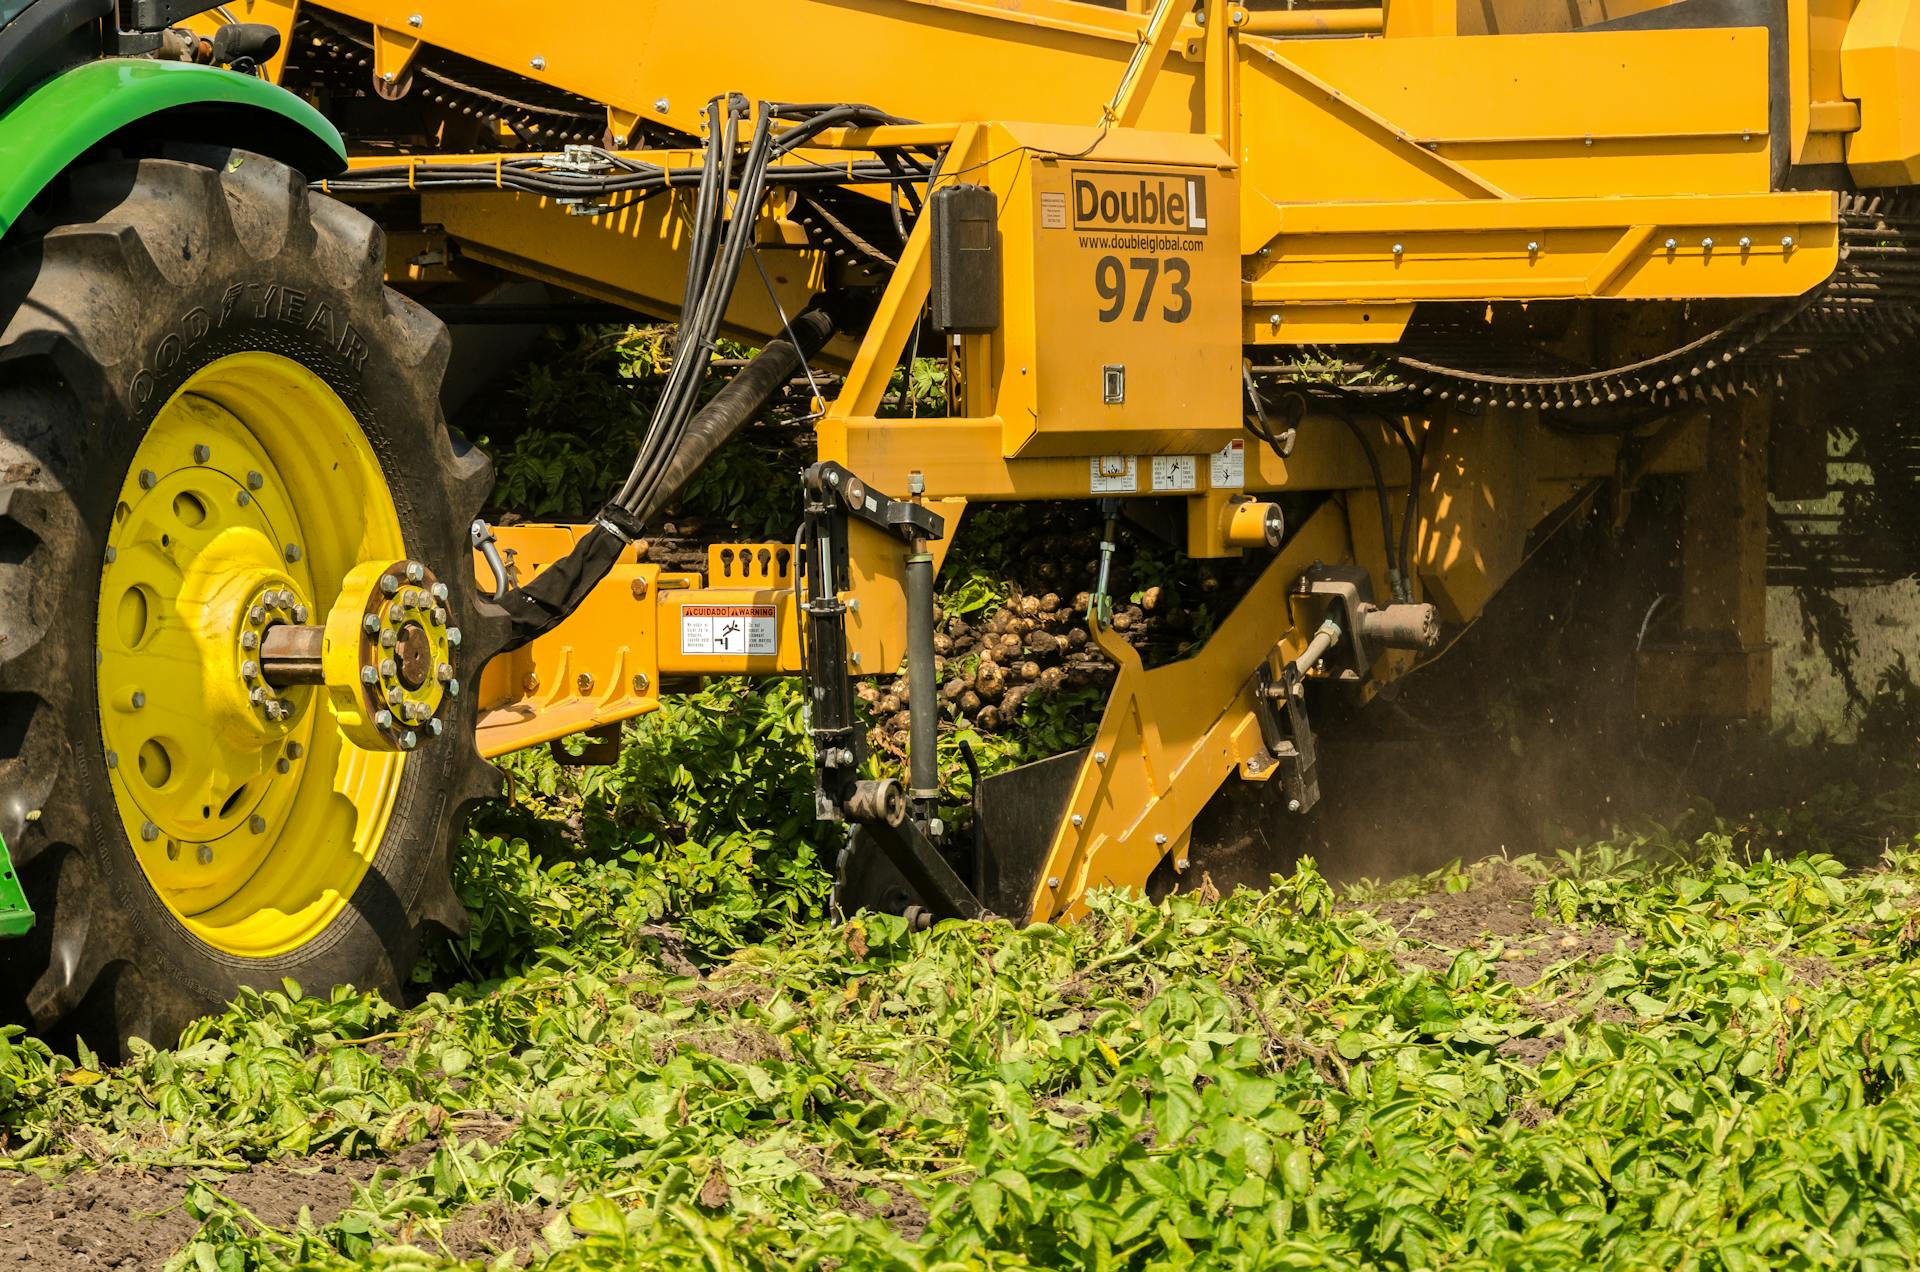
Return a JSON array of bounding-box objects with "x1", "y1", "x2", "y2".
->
[{"x1": 203, "y1": 0, "x2": 1920, "y2": 921}]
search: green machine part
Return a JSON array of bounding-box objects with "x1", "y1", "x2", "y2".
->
[
  {"x1": 0, "y1": 58, "x2": 345, "y2": 241},
  {"x1": 0, "y1": 834, "x2": 31, "y2": 937}
]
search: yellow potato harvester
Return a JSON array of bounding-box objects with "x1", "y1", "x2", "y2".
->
[{"x1": 6, "y1": 0, "x2": 1920, "y2": 1042}]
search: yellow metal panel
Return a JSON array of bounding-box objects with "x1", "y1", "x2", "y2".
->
[{"x1": 1843, "y1": 0, "x2": 1920, "y2": 184}]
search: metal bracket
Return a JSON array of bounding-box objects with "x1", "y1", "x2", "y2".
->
[
  {"x1": 1253, "y1": 661, "x2": 1319, "y2": 815},
  {"x1": 0, "y1": 832, "x2": 34, "y2": 938}
]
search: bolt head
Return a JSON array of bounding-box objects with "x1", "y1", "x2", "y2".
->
[
  {"x1": 407, "y1": 11, "x2": 422, "y2": 24},
  {"x1": 1094, "y1": 751, "x2": 1108, "y2": 765},
  {"x1": 137, "y1": 469, "x2": 156, "y2": 490},
  {"x1": 631, "y1": 673, "x2": 649, "y2": 694},
  {"x1": 437, "y1": 662, "x2": 454, "y2": 682},
  {"x1": 447, "y1": 678, "x2": 461, "y2": 698},
  {"x1": 401, "y1": 731, "x2": 418, "y2": 750},
  {"x1": 1046, "y1": 876, "x2": 1061, "y2": 889},
  {"x1": 363, "y1": 614, "x2": 381, "y2": 636},
  {"x1": 141, "y1": 821, "x2": 160, "y2": 842},
  {"x1": 1526, "y1": 241, "x2": 1540, "y2": 253},
  {"x1": 1175, "y1": 857, "x2": 1190, "y2": 871},
  {"x1": 429, "y1": 719, "x2": 443, "y2": 737},
  {"x1": 131, "y1": 691, "x2": 146, "y2": 709},
  {"x1": 406, "y1": 562, "x2": 425, "y2": 584},
  {"x1": 654, "y1": 96, "x2": 670, "y2": 113},
  {"x1": 1702, "y1": 237, "x2": 1715, "y2": 250},
  {"x1": 276, "y1": 757, "x2": 291, "y2": 774},
  {"x1": 1154, "y1": 833, "x2": 1168, "y2": 846},
  {"x1": 249, "y1": 605, "x2": 266, "y2": 625},
  {"x1": 287, "y1": 742, "x2": 303, "y2": 760},
  {"x1": 531, "y1": 55, "x2": 547, "y2": 70},
  {"x1": 1391, "y1": 243, "x2": 1404, "y2": 255},
  {"x1": 249, "y1": 686, "x2": 267, "y2": 705},
  {"x1": 240, "y1": 630, "x2": 257, "y2": 650},
  {"x1": 431, "y1": 582, "x2": 449, "y2": 602},
  {"x1": 1738, "y1": 236, "x2": 1753, "y2": 249},
  {"x1": 446, "y1": 627, "x2": 462, "y2": 647},
  {"x1": 380, "y1": 629, "x2": 398, "y2": 649},
  {"x1": 236, "y1": 490, "x2": 251, "y2": 507},
  {"x1": 193, "y1": 444, "x2": 210, "y2": 464},
  {"x1": 241, "y1": 659, "x2": 259, "y2": 679},
  {"x1": 104, "y1": 546, "x2": 117, "y2": 564},
  {"x1": 292, "y1": 605, "x2": 308, "y2": 623},
  {"x1": 430, "y1": 606, "x2": 447, "y2": 627},
  {"x1": 249, "y1": 815, "x2": 267, "y2": 834},
  {"x1": 1782, "y1": 235, "x2": 1796, "y2": 249},
  {"x1": 380, "y1": 574, "x2": 400, "y2": 596},
  {"x1": 1071, "y1": 813, "x2": 1084, "y2": 828},
  {"x1": 105, "y1": 750, "x2": 118, "y2": 769},
  {"x1": 284, "y1": 544, "x2": 302, "y2": 564},
  {"x1": 1287, "y1": 798, "x2": 1302, "y2": 813},
  {"x1": 1664, "y1": 237, "x2": 1679, "y2": 250},
  {"x1": 374, "y1": 709, "x2": 394, "y2": 729},
  {"x1": 361, "y1": 666, "x2": 379, "y2": 685},
  {"x1": 267, "y1": 702, "x2": 288, "y2": 722},
  {"x1": 386, "y1": 687, "x2": 404, "y2": 706},
  {"x1": 380, "y1": 658, "x2": 396, "y2": 677},
  {"x1": 246, "y1": 471, "x2": 263, "y2": 490},
  {"x1": 198, "y1": 844, "x2": 214, "y2": 864}
]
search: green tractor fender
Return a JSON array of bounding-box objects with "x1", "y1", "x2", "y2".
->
[{"x1": 0, "y1": 58, "x2": 345, "y2": 241}]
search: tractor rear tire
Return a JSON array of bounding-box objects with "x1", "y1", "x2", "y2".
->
[{"x1": 0, "y1": 149, "x2": 499, "y2": 1055}]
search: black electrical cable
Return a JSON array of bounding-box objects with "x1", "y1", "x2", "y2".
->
[{"x1": 1378, "y1": 411, "x2": 1424, "y2": 602}]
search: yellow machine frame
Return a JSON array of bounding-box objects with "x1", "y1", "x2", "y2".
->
[{"x1": 199, "y1": 0, "x2": 1920, "y2": 921}]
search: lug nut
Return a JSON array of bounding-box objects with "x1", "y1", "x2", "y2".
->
[
  {"x1": 130, "y1": 691, "x2": 145, "y2": 709},
  {"x1": 198, "y1": 845, "x2": 214, "y2": 864},
  {"x1": 249, "y1": 605, "x2": 266, "y2": 625},
  {"x1": 236, "y1": 490, "x2": 251, "y2": 507},
  {"x1": 446, "y1": 627, "x2": 462, "y2": 647},
  {"x1": 104, "y1": 546, "x2": 117, "y2": 564},
  {"x1": 276, "y1": 757, "x2": 290, "y2": 774},
  {"x1": 292, "y1": 604, "x2": 308, "y2": 623},
  {"x1": 380, "y1": 574, "x2": 400, "y2": 596},
  {"x1": 431, "y1": 582, "x2": 449, "y2": 602},
  {"x1": 247, "y1": 471, "x2": 264, "y2": 490},
  {"x1": 284, "y1": 544, "x2": 301, "y2": 564},
  {"x1": 406, "y1": 562, "x2": 425, "y2": 583},
  {"x1": 249, "y1": 815, "x2": 267, "y2": 834},
  {"x1": 249, "y1": 686, "x2": 267, "y2": 704},
  {"x1": 374, "y1": 709, "x2": 394, "y2": 729},
  {"x1": 401, "y1": 731, "x2": 418, "y2": 750},
  {"x1": 140, "y1": 821, "x2": 160, "y2": 842},
  {"x1": 437, "y1": 663, "x2": 453, "y2": 682},
  {"x1": 363, "y1": 614, "x2": 381, "y2": 636},
  {"x1": 267, "y1": 702, "x2": 288, "y2": 722},
  {"x1": 429, "y1": 719, "x2": 443, "y2": 737},
  {"x1": 447, "y1": 678, "x2": 460, "y2": 698},
  {"x1": 193, "y1": 444, "x2": 210, "y2": 464},
  {"x1": 386, "y1": 687, "x2": 404, "y2": 705},
  {"x1": 361, "y1": 666, "x2": 379, "y2": 685},
  {"x1": 241, "y1": 659, "x2": 259, "y2": 679},
  {"x1": 240, "y1": 631, "x2": 257, "y2": 650},
  {"x1": 138, "y1": 469, "x2": 157, "y2": 490},
  {"x1": 105, "y1": 750, "x2": 118, "y2": 769},
  {"x1": 379, "y1": 658, "x2": 396, "y2": 676},
  {"x1": 380, "y1": 629, "x2": 398, "y2": 649},
  {"x1": 430, "y1": 607, "x2": 446, "y2": 627},
  {"x1": 287, "y1": 742, "x2": 303, "y2": 760}
]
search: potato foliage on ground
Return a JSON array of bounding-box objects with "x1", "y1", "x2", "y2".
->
[{"x1": 3, "y1": 679, "x2": 1920, "y2": 1270}]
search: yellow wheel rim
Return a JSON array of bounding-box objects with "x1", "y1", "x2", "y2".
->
[{"x1": 96, "y1": 353, "x2": 407, "y2": 959}]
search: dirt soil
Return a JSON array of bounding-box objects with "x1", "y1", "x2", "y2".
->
[{"x1": 0, "y1": 1159, "x2": 372, "y2": 1267}]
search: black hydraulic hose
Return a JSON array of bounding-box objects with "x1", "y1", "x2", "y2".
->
[
  {"x1": 1333, "y1": 410, "x2": 1400, "y2": 586},
  {"x1": 1379, "y1": 413, "x2": 1423, "y2": 602},
  {"x1": 496, "y1": 311, "x2": 837, "y2": 651},
  {"x1": 632, "y1": 307, "x2": 837, "y2": 523}
]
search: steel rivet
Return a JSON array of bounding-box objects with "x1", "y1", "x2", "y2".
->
[
  {"x1": 654, "y1": 96, "x2": 670, "y2": 113},
  {"x1": 284, "y1": 544, "x2": 302, "y2": 563},
  {"x1": 193, "y1": 444, "x2": 210, "y2": 464},
  {"x1": 247, "y1": 471, "x2": 263, "y2": 491},
  {"x1": 140, "y1": 821, "x2": 160, "y2": 842},
  {"x1": 138, "y1": 469, "x2": 157, "y2": 490},
  {"x1": 531, "y1": 55, "x2": 547, "y2": 70},
  {"x1": 1070, "y1": 813, "x2": 1083, "y2": 827}
]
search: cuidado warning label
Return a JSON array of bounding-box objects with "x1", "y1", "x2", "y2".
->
[{"x1": 680, "y1": 604, "x2": 778, "y2": 656}]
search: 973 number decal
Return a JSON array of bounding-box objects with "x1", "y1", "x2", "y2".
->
[{"x1": 1094, "y1": 254, "x2": 1192, "y2": 324}]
